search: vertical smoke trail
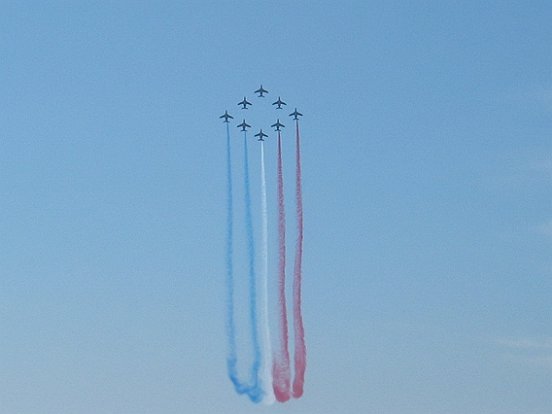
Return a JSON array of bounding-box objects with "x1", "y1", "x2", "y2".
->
[
  {"x1": 260, "y1": 142, "x2": 275, "y2": 405},
  {"x1": 225, "y1": 125, "x2": 262, "y2": 403},
  {"x1": 292, "y1": 121, "x2": 306, "y2": 398},
  {"x1": 225, "y1": 122, "x2": 245, "y2": 395},
  {"x1": 243, "y1": 130, "x2": 263, "y2": 403},
  {"x1": 273, "y1": 131, "x2": 291, "y2": 402}
]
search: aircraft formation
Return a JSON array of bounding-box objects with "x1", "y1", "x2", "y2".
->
[
  {"x1": 219, "y1": 84, "x2": 303, "y2": 141},
  {"x1": 221, "y1": 85, "x2": 306, "y2": 405}
]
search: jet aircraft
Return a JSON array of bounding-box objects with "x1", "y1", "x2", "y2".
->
[
  {"x1": 237, "y1": 119, "x2": 251, "y2": 132},
  {"x1": 289, "y1": 108, "x2": 303, "y2": 120},
  {"x1": 255, "y1": 129, "x2": 268, "y2": 141},
  {"x1": 219, "y1": 110, "x2": 233, "y2": 123},
  {"x1": 238, "y1": 97, "x2": 252, "y2": 109},
  {"x1": 272, "y1": 97, "x2": 287, "y2": 109},
  {"x1": 271, "y1": 119, "x2": 285, "y2": 131},
  {"x1": 254, "y1": 85, "x2": 269, "y2": 97}
]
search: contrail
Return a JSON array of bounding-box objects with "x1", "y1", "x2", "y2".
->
[
  {"x1": 243, "y1": 130, "x2": 263, "y2": 403},
  {"x1": 292, "y1": 120, "x2": 306, "y2": 398},
  {"x1": 225, "y1": 125, "x2": 262, "y2": 403},
  {"x1": 260, "y1": 141, "x2": 275, "y2": 405},
  {"x1": 225, "y1": 122, "x2": 243, "y2": 394},
  {"x1": 273, "y1": 130, "x2": 291, "y2": 402}
]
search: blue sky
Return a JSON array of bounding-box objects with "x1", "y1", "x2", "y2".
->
[{"x1": 1, "y1": 1, "x2": 551, "y2": 413}]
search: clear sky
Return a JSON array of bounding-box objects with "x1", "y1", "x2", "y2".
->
[{"x1": 1, "y1": 2, "x2": 551, "y2": 413}]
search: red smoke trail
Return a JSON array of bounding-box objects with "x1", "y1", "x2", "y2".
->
[
  {"x1": 292, "y1": 121, "x2": 306, "y2": 398},
  {"x1": 273, "y1": 131, "x2": 291, "y2": 402}
]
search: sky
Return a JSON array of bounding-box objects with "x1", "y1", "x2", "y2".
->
[{"x1": 1, "y1": 1, "x2": 551, "y2": 413}]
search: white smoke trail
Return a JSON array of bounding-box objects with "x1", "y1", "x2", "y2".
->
[{"x1": 260, "y1": 141, "x2": 275, "y2": 405}]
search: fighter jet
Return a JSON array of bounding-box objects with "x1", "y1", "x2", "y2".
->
[
  {"x1": 238, "y1": 97, "x2": 252, "y2": 109},
  {"x1": 237, "y1": 119, "x2": 251, "y2": 132},
  {"x1": 289, "y1": 108, "x2": 303, "y2": 120},
  {"x1": 272, "y1": 97, "x2": 287, "y2": 109},
  {"x1": 271, "y1": 119, "x2": 285, "y2": 131},
  {"x1": 254, "y1": 85, "x2": 269, "y2": 97},
  {"x1": 255, "y1": 129, "x2": 268, "y2": 141},
  {"x1": 219, "y1": 110, "x2": 233, "y2": 123}
]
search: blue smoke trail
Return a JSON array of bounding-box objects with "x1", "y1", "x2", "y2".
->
[
  {"x1": 242, "y1": 130, "x2": 263, "y2": 402},
  {"x1": 225, "y1": 122, "x2": 243, "y2": 393},
  {"x1": 224, "y1": 124, "x2": 263, "y2": 403}
]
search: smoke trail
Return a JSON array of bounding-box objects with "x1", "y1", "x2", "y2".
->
[
  {"x1": 243, "y1": 130, "x2": 263, "y2": 403},
  {"x1": 260, "y1": 142, "x2": 275, "y2": 405},
  {"x1": 292, "y1": 121, "x2": 306, "y2": 398},
  {"x1": 225, "y1": 122, "x2": 244, "y2": 394},
  {"x1": 225, "y1": 125, "x2": 262, "y2": 403},
  {"x1": 273, "y1": 131, "x2": 291, "y2": 402}
]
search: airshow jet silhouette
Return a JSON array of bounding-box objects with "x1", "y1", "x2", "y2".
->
[
  {"x1": 254, "y1": 85, "x2": 269, "y2": 97},
  {"x1": 271, "y1": 119, "x2": 285, "y2": 131},
  {"x1": 255, "y1": 129, "x2": 268, "y2": 141},
  {"x1": 237, "y1": 119, "x2": 251, "y2": 132},
  {"x1": 272, "y1": 97, "x2": 287, "y2": 109},
  {"x1": 289, "y1": 108, "x2": 303, "y2": 120},
  {"x1": 238, "y1": 97, "x2": 252, "y2": 109},
  {"x1": 219, "y1": 110, "x2": 233, "y2": 123}
]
